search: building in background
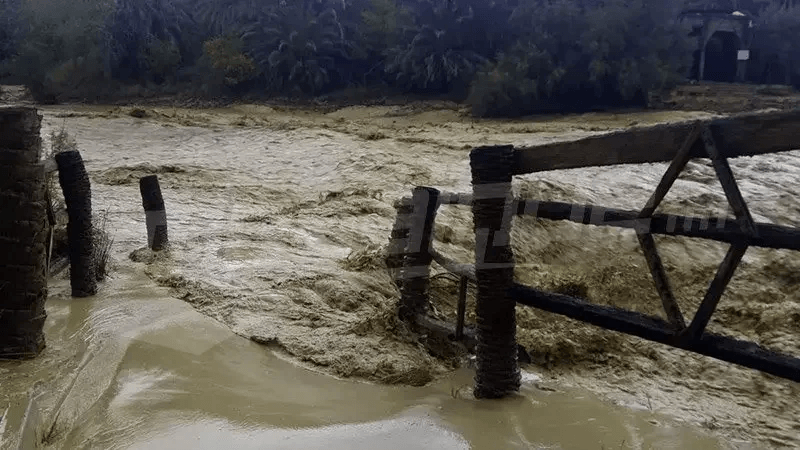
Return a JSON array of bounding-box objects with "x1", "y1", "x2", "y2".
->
[{"x1": 679, "y1": 8, "x2": 755, "y2": 82}]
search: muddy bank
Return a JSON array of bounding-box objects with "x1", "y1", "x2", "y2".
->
[{"x1": 1, "y1": 97, "x2": 797, "y2": 448}]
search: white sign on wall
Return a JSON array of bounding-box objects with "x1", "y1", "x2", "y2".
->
[{"x1": 738, "y1": 50, "x2": 750, "y2": 61}]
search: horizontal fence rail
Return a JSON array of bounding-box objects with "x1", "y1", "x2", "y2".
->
[
  {"x1": 510, "y1": 284, "x2": 800, "y2": 381},
  {"x1": 389, "y1": 110, "x2": 800, "y2": 398},
  {"x1": 413, "y1": 192, "x2": 800, "y2": 251},
  {"x1": 511, "y1": 109, "x2": 800, "y2": 174}
]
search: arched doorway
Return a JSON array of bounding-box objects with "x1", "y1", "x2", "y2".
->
[{"x1": 704, "y1": 31, "x2": 740, "y2": 82}]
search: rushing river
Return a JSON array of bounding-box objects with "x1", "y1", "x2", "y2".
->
[{"x1": 2, "y1": 100, "x2": 797, "y2": 449}]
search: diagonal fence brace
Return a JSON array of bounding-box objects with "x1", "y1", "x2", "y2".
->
[
  {"x1": 701, "y1": 127, "x2": 758, "y2": 238},
  {"x1": 633, "y1": 124, "x2": 705, "y2": 329},
  {"x1": 639, "y1": 122, "x2": 703, "y2": 218},
  {"x1": 637, "y1": 232, "x2": 686, "y2": 329},
  {"x1": 682, "y1": 243, "x2": 749, "y2": 341}
]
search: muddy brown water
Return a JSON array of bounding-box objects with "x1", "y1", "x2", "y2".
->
[{"x1": 1, "y1": 100, "x2": 797, "y2": 449}]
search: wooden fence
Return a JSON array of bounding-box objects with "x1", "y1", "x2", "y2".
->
[{"x1": 388, "y1": 108, "x2": 800, "y2": 398}]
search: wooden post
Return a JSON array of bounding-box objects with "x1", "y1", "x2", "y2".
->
[
  {"x1": 455, "y1": 276, "x2": 468, "y2": 341},
  {"x1": 0, "y1": 106, "x2": 48, "y2": 358},
  {"x1": 398, "y1": 186, "x2": 439, "y2": 321},
  {"x1": 55, "y1": 150, "x2": 97, "y2": 297},
  {"x1": 470, "y1": 145, "x2": 520, "y2": 399},
  {"x1": 387, "y1": 197, "x2": 413, "y2": 294},
  {"x1": 139, "y1": 175, "x2": 168, "y2": 250},
  {"x1": 699, "y1": 26, "x2": 710, "y2": 82}
]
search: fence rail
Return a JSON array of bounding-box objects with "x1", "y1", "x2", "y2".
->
[{"x1": 388, "y1": 108, "x2": 800, "y2": 398}]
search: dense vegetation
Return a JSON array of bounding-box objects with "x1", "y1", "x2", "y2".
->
[{"x1": 0, "y1": 0, "x2": 798, "y2": 116}]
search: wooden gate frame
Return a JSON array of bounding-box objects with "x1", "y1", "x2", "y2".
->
[{"x1": 388, "y1": 109, "x2": 800, "y2": 398}]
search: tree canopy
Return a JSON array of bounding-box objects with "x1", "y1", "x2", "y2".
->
[{"x1": 0, "y1": 0, "x2": 798, "y2": 113}]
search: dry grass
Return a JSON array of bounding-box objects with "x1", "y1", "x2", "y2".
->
[
  {"x1": 44, "y1": 123, "x2": 74, "y2": 272},
  {"x1": 44, "y1": 125, "x2": 115, "y2": 280},
  {"x1": 93, "y1": 210, "x2": 114, "y2": 281},
  {"x1": 341, "y1": 244, "x2": 386, "y2": 272}
]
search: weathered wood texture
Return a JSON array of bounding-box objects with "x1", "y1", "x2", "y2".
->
[
  {"x1": 510, "y1": 283, "x2": 800, "y2": 382},
  {"x1": 683, "y1": 244, "x2": 748, "y2": 340},
  {"x1": 470, "y1": 145, "x2": 521, "y2": 399},
  {"x1": 455, "y1": 276, "x2": 469, "y2": 341},
  {"x1": 0, "y1": 107, "x2": 43, "y2": 154},
  {"x1": 638, "y1": 122, "x2": 702, "y2": 218},
  {"x1": 387, "y1": 197, "x2": 413, "y2": 292},
  {"x1": 398, "y1": 187, "x2": 440, "y2": 320},
  {"x1": 637, "y1": 232, "x2": 686, "y2": 328},
  {"x1": 701, "y1": 128, "x2": 758, "y2": 236},
  {"x1": 415, "y1": 314, "x2": 478, "y2": 352},
  {"x1": 513, "y1": 109, "x2": 800, "y2": 174},
  {"x1": 55, "y1": 150, "x2": 97, "y2": 297},
  {"x1": 431, "y1": 248, "x2": 476, "y2": 281},
  {"x1": 140, "y1": 175, "x2": 169, "y2": 251},
  {"x1": 0, "y1": 106, "x2": 48, "y2": 358},
  {"x1": 435, "y1": 195, "x2": 800, "y2": 251},
  {"x1": 518, "y1": 199, "x2": 800, "y2": 251}
]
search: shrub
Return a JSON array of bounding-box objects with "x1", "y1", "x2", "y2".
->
[
  {"x1": 750, "y1": 3, "x2": 800, "y2": 86},
  {"x1": 93, "y1": 210, "x2": 114, "y2": 281},
  {"x1": 200, "y1": 35, "x2": 257, "y2": 91},
  {"x1": 468, "y1": 0, "x2": 692, "y2": 117},
  {"x1": 6, "y1": 0, "x2": 111, "y2": 102},
  {"x1": 138, "y1": 37, "x2": 182, "y2": 84},
  {"x1": 467, "y1": 43, "x2": 546, "y2": 117}
]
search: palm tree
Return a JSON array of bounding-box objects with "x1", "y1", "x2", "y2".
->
[
  {"x1": 103, "y1": 0, "x2": 194, "y2": 81},
  {"x1": 242, "y1": 2, "x2": 355, "y2": 94},
  {"x1": 194, "y1": 0, "x2": 274, "y2": 37},
  {"x1": 0, "y1": 0, "x2": 22, "y2": 64},
  {"x1": 385, "y1": 0, "x2": 495, "y2": 93}
]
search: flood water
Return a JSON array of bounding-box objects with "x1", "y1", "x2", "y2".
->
[
  {"x1": 3, "y1": 101, "x2": 796, "y2": 449},
  {"x1": 3, "y1": 271, "x2": 726, "y2": 450}
]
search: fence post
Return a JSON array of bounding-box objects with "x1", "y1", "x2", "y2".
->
[
  {"x1": 398, "y1": 186, "x2": 440, "y2": 321},
  {"x1": 0, "y1": 106, "x2": 48, "y2": 358},
  {"x1": 139, "y1": 175, "x2": 169, "y2": 250},
  {"x1": 470, "y1": 145, "x2": 521, "y2": 399},
  {"x1": 55, "y1": 150, "x2": 97, "y2": 297},
  {"x1": 387, "y1": 197, "x2": 413, "y2": 294}
]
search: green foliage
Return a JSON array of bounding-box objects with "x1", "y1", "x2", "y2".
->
[
  {"x1": 195, "y1": 0, "x2": 270, "y2": 36},
  {"x1": 750, "y1": 2, "x2": 800, "y2": 84},
  {"x1": 385, "y1": 2, "x2": 490, "y2": 94},
  {"x1": 199, "y1": 35, "x2": 257, "y2": 90},
  {"x1": 9, "y1": 0, "x2": 797, "y2": 112},
  {"x1": 105, "y1": 0, "x2": 194, "y2": 81},
  {"x1": 242, "y1": 5, "x2": 353, "y2": 95},
  {"x1": 469, "y1": 0, "x2": 693, "y2": 117},
  {"x1": 0, "y1": 0, "x2": 22, "y2": 65},
  {"x1": 361, "y1": 0, "x2": 413, "y2": 53},
  {"x1": 138, "y1": 37, "x2": 182, "y2": 83},
  {"x1": 467, "y1": 42, "x2": 551, "y2": 117},
  {"x1": 581, "y1": 0, "x2": 693, "y2": 98},
  {"x1": 5, "y1": 0, "x2": 112, "y2": 101}
]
